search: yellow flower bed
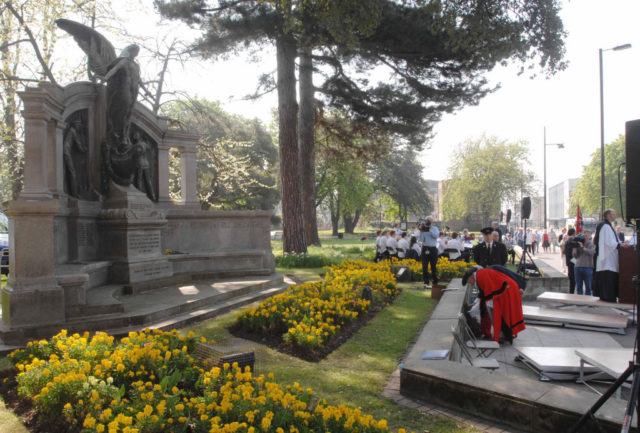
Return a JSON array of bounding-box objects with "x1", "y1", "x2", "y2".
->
[
  {"x1": 235, "y1": 260, "x2": 398, "y2": 351},
  {"x1": 9, "y1": 328, "x2": 406, "y2": 433},
  {"x1": 389, "y1": 257, "x2": 477, "y2": 281}
]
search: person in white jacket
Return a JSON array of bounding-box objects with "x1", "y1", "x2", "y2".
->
[
  {"x1": 397, "y1": 232, "x2": 410, "y2": 258},
  {"x1": 445, "y1": 232, "x2": 463, "y2": 260}
]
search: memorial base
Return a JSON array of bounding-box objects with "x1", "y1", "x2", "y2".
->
[
  {"x1": 109, "y1": 257, "x2": 173, "y2": 285},
  {"x1": 98, "y1": 182, "x2": 173, "y2": 285},
  {"x1": 2, "y1": 281, "x2": 65, "y2": 327}
]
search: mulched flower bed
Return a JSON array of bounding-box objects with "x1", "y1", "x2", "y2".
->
[
  {"x1": 228, "y1": 295, "x2": 394, "y2": 362},
  {"x1": 0, "y1": 369, "x2": 72, "y2": 433}
]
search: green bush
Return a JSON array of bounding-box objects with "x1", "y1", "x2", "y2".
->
[{"x1": 275, "y1": 253, "x2": 339, "y2": 268}]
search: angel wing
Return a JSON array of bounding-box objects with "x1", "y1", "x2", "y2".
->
[{"x1": 55, "y1": 19, "x2": 117, "y2": 77}]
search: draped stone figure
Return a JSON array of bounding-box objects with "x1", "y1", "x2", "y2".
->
[{"x1": 56, "y1": 19, "x2": 146, "y2": 195}]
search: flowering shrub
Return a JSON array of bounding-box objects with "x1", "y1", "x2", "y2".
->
[
  {"x1": 235, "y1": 260, "x2": 398, "y2": 351},
  {"x1": 389, "y1": 257, "x2": 477, "y2": 281},
  {"x1": 9, "y1": 328, "x2": 407, "y2": 433}
]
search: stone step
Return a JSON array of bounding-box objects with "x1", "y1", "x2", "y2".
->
[
  {"x1": 103, "y1": 284, "x2": 289, "y2": 337},
  {"x1": 66, "y1": 284, "x2": 125, "y2": 318},
  {"x1": 60, "y1": 275, "x2": 284, "y2": 334},
  {"x1": 0, "y1": 273, "x2": 288, "y2": 345},
  {"x1": 0, "y1": 342, "x2": 22, "y2": 357}
]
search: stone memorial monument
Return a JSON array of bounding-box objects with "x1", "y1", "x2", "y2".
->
[{"x1": 0, "y1": 20, "x2": 275, "y2": 344}]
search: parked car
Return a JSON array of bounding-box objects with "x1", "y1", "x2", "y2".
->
[
  {"x1": 0, "y1": 210, "x2": 8, "y2": 275},
  {"x1": 0, "y1": 233, "x2": 8, "y2": 276}
]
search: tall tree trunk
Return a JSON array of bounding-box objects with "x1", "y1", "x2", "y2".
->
[
  {"x1": 298, "y1": 47, "x2": 320, "y2": 246},
  {"x1": 344, "y1": 209, "x2": 362, "y2": 234},
  {"x1": 1, "y1": 15, "x2": 21, "y2": 200},
  {"x1": 4, "y1": 91, "x2": 20, "y2": 200},
  {"x1": 343, "y1": 214, "x2": 354, "y2": 234},
  {"x1": 329, "y1": 194, "x2": 340, "y2": 236},
  {"x1": 277, "y1": 35, "x2": 306, "y2": 253}
]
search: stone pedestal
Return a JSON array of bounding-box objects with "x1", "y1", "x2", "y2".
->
[
  {"x1": 2, "y1": 200, "x2": 65, "y2": 327},
  {"x1": 98, "y1": 182, "x2": 172, "y2": 284}
]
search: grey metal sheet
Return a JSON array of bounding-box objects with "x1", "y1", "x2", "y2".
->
[
  {"x1": 515, "y1": 346, "x2": 599, "y2": 373},
  {"x1": 574, "y1": 348, "x2": 634, "y2": 379},
  {"x1": 523, "y1": 305, "x2": 628, "y2": 330},
  {"x1": 537, "y1": 292, "x2": 634, "y2": 310}
]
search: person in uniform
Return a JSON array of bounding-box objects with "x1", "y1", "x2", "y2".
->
[{"x1": 473, "y1": 227, "x2": 507, "y2": 267}]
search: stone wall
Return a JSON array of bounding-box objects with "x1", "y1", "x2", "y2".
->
[{"x1": 1, "y1": 81, "x2": 276, "y2": 335}]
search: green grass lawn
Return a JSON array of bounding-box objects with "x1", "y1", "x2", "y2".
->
[
  {"x1": 185, "y1": 281, "x2": 479, "y2": 433},
  {"x1": 272, "y1": 237, "x2": 377, "y2": 269}
]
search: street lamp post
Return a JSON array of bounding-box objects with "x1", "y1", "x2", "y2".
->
[
  {"x1": 599, "y1": 43, "x2": 631, "y2": 219},
  {"x1": 543, "y1": 126, "x2": 564, "y2": 229}
]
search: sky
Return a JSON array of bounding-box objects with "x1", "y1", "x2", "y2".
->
[{"x1": 107, "y1": 0, "x2": 640, "y2": 194}]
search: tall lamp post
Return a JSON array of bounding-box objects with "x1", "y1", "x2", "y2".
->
[
  {"x1": 599, "y1": 43, "x2": 631, "y2": 219},
  {"x1": 543, "y1": 126, "x2": 564, "y2": 229}
]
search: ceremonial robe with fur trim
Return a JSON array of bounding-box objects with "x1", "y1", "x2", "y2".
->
[{"x1": 476, "y1": 268, "x2": 526, "y2": 342}]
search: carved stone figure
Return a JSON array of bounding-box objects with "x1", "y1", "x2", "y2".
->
[
  {"x1": 56, "y1": 19, "x2": 142, "y2": 190},
  {"x1": 132, "y1": 130, "x2": 157, "y2": 202},
  {"x1": 62, "y1": 119, "x2": 87, "y2": 198}
]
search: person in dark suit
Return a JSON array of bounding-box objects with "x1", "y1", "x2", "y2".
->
[
  {"x1": 491, "y1": 231, "x2": 509, "y2": 266},
  {"x1": 472, "y1": 227, "x2": 508, "y2": 267}
]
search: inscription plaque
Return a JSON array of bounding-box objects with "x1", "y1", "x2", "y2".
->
[
  {"x1": 129, "y1": 232, "x2": 160, "y2": 255},
  {"x1": 78, "y1": 222, "x2": 95, "y2": 247},
  {"x1": 133, "y1": 262, "x2": 169, "y2": 279}
]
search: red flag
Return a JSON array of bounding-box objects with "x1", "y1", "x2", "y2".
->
[{"x1": 576, "y1": 204, "x2": 583, "y2": 234}]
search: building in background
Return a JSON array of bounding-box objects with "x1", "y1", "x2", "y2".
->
[
  {"x1": 424, "y1": 179, "x2": 444, "y2": 221},
  {"x1": 548, "y1": 178, "x2": 578, "y2": 229},
  {"x1": 406, "y1": 179, "x2": 443, "y2": 226}
]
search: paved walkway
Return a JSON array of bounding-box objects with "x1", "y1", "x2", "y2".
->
[{"x1": 526, "y1": 248, "x2": 566, "y2": 274}]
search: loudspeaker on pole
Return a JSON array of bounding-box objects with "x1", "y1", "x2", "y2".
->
[
  {"x1": 625, "y1": 120, "x2": 640, "y2": 220},
  {"x1": 521, "y1": 197, "x2": 532, "y2": 220}
]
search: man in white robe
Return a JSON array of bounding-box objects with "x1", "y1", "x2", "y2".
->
[{"x1": 594, "y1": 209, "x2": 629, "y2": 302}]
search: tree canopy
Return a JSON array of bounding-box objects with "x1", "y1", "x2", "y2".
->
[
  {"x1": 375, "y1": 149, "x2": 432, "y2": 224},
  {"x1": 569, "y1": 136, "x2": 626, "y2": 219},
  {"x1": 317, "y1": 0, "x2": 567, "y2": 147},
  {"x1": 162, "y1": 98, "x2": 280, "y2": 211},
  {"x1": 442, "y1": 135, "x2": 535, "y2": 227},
  {"x1": 156, "y1": 0, "x2": 567, "y2": 252}
]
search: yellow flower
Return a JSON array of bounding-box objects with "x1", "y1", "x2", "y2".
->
[{"x1": 83, "y1": 416, "x2": 96, "y2": 429}]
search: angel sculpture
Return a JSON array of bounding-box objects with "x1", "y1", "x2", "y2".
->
[{"x1": 56, "y1": 19, "x2": 143, "y2": 191}]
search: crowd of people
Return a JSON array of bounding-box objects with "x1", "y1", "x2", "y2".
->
[
  {"x1": 372, "y1": 209, "x2": 635, "y2": 343},
  {"x1": 375, "y1": 218, "x2": 513, "y2": 289},
  {"x1": 375, "y1": 209, "x2": 636, "y2": 304}
]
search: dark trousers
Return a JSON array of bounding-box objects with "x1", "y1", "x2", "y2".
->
[
  {"x1": 574, "y1": 267, "x2": 593, "y2": 296},
  {"x1": 595, "y1": 270, "x2": 619, "y2": 302},
  {"x1": 508, "y1": 250, "x2": 516, "y2": 265},
  {"x1": 421, "y1": 246, "x2": 438, "y2": 285},
  {"x1": 567, "y1": 261, "x2": 576, "y2": 294}
]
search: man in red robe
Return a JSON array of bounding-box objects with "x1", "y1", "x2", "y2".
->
[{"x1": 464, "y1": 268, "x2": 525, "y2": 342}]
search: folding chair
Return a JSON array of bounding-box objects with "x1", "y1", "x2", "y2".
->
[
  {"x1": 457, "y1": 313, "x2": 499, "y2": 358},
  {"x1": 445, "y1": 248, "x2": 460, "y2": 261},
  {"x1": 452, "y1": 327, "x2": 500, "y2": 370}
]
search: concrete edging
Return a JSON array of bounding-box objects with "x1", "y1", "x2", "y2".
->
[{"x1": 400, "y1": 278, "x2": 636, "y2": 433}]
